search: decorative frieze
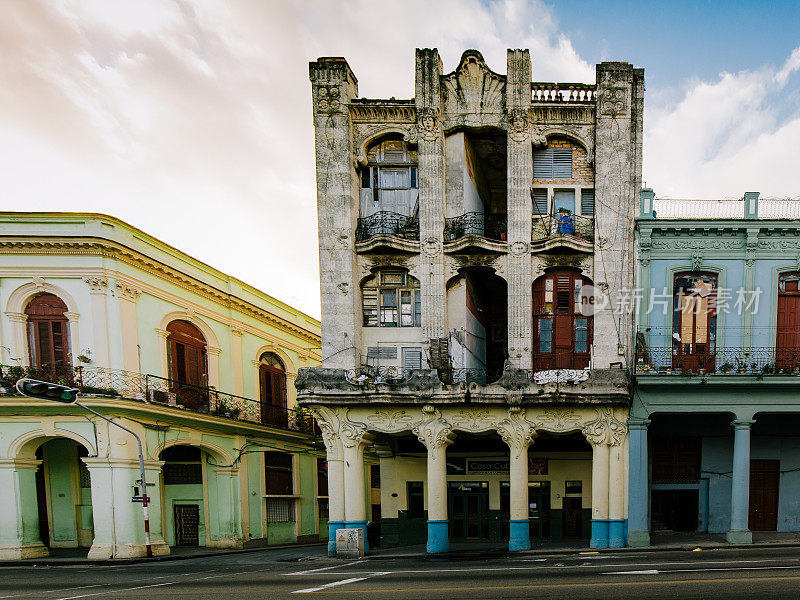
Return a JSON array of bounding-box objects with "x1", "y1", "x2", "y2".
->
[{"x1": 83, "y1": 276, "x2": 109, "y2": 294}]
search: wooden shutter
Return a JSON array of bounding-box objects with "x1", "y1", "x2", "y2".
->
[
  {"x1": 581, "y1": 189, "x2": 595, "y2": 215},
  {"x1": 553, "y1": 148, "x2": 573, "y2": 179},
  {"x1": 402, "y1": 348, "x2": 423, "y2": 375},
  {"x1": 532, "y1": 189, "x2": 548, "y2": 214},
  {"x1": 533, "y1": 148, "x2": 553, "y2": 179}
]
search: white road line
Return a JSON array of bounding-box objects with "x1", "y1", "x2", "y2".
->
[
  {"x1": 602, "y1": 565, "x2": 800, "y2": 576},
  {"x1": 0, "y1": 586, "x2": 106, "y2": 599},
  {"x1": 291, "y1": 577, "x2": 368, "y2": 594},
  {"x1": 286, "y1": 561, "x2": 364, "y2": 576},
  {"x1": 604, "y1": 570, "x2": 659, "y2": 575}
]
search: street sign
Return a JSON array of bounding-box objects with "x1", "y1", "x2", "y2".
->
[
  {"x1": 16, "y1": 378, "x2": 78, "y2": 403},
  {"x1": 131, "y1": 496, "x2": 144, "y2": 503}
]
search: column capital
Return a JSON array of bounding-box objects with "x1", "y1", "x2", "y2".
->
[
  {"x1": 498, "y1": 408, "x2": 536, "y2": 457},
  {"x1": 206, "y1": 346, "x2": 222, "y2": 357},
  {"x1": 413, "y1": 405, "x2": 455, "y2": 450},
  {"x1": 154, "y1": 328, "x2": 169, "y2": 340},
  {"x1": 0, "y1": 458, "x2": 41, "y2": 470},
  {"x1": 83, "y1": 276, "x2": 109, "y2": 294},
  {"x1": 583, "y1": 407, "x2": 628, "y2": 446},
  {"x1": 732, "y1": 419, "x2": 756, "y2": 430},
  {"x1": 5, "y1": 311, "x2": 27, "y2": 324},
  {"x1": 627, "y1": 418, "x2": 651, "y2": 430}
]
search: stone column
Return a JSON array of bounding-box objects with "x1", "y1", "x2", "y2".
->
[
  {"x1": 506, "y1": 49, "x2": 534, "y2": 368},
  {"x1": 590, "y1": 442, "x2": 610, "y2": 548},
  {"x1": 230, "y1": 327, "x2": 244, "y2": 396},
  {"x1": 608, "y1": 444, "x2": 626, "y2": 547},
  {"x1": 5, "y1": 312, "x2": 28, "y2": 366},
  {"x1": 64, "y1": 312, "x2": 81, "y2": 366},
  {"x1": 206, "y1": 346, "x2": 221, "y2": 390},
  {"x1": 0, "y1": 458, "x2": 47, "y2": 559},
  {"x1": 114, "y1": 281, "x2": 141, "y2": 373},
  {"x1": 414, "y1": 406, "x2": 454, "y2": 554},
  {"x1": 309, "y1": 57, "x2": 360, "y2": 369},
  {"x1": 155, "y1": 328, "x2": 170, "y2": 379},
  {"x1": 315, "y1": 407, "x2": 347, "y2": 556},
  {"x1": 342, "y1": 428, "x2": 374, "y2": 552},
  {"x1": 415, "y1": 49, "x2": 447, "y2": 341},
  {"x1": 727, "y1": 419, "x2": 755, "y2": 544},
  {"x1": 209, "y1": 467, "x2": 243, "y2": 548},
  {"x1": 499, "y1": 408, "x2": 535, "y2": 551},
  {"x1": 83, "y1": 277, "x2": 111, "y2": 368},
  {"x1": 627, "y1": 419, "x2": 651, "y2": 547}
]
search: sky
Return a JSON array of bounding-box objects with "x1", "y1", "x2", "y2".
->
[{"x1": 2, "y1": 1, "x2": 799, "y2": 320}]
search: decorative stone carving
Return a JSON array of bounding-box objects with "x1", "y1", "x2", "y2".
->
[
  {"x1": 510, "y1": 241, "x2": 529, "y2": 256},
  {"x1": 83, "y1": 276, "x2": 108, "y2": 294},
  {"x1": 582, "y1": 407, "x2": 628, "y2": 446},
  {"x1": 316, "y1": 85, "x2": 342, "y2": 114},
  {"x1": 32, "y1": 276, "x2": 46, "y2": 290},
  {"x1": 418, "y1": 109, "x2": 440, "y2": 141},
  {"x1": 508, "y1": 109, "x2": 530, "y2": 142},
  {"x1": 529, "y1": 408, "x2": 583, "y2": 433},
  {"x1": 339, "y1": 409, "x2": 371, "y2": 449},
  {"x1": 600, "y1": 87, "x2": 628, "y2": 116},
  {"x1": 350, "y1": 103, "x2": 416, "y2": 124},
  {"x1": 313, "y1": 406, "x2": 343, "y2": 460},
  {"x1": 113, "y1": 281, "x2": 141, "y2": 302},
  {"x1": 448, "y1": 409, "x2": 494, "y2": 433},
  {"x1": 422, "y1": 237, "x2": 442, "y2": 256},
  {"x1": 366, "y1": 409, "x2": 418, "y2": 433},
  {"x1": 532, "y1": 368, "x2": 590, "y2": 385},
  {"x1": 413, "y1": 405, "x2": 454, "y2": 450},
  {"x1": 337, "y1": 282, "x2": 349, "y2": 295},
  {"x1": 441, "y1": 51, "x2": 506, "y2": 126},
  {"x1": 691, "y1": 250, "x2": 703, "y2": 271},
  {"x1": 354, "y1": 123, "x2": 418, "y2": 165},
  {"x1": 496, "y1": 407, "x2": 536, "y2": 458},
  {"x1": 651, "y1": 239, "x2": 745, "y2": 250}
]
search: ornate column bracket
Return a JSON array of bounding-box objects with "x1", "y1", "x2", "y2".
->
[
  {"x1": 497, "y1": 407, "x2": 537, "y2": 459},
  {"x1": 582, "y1": 407, "x2": 628, "y2": 447},
  {"x1": 413, "y1": 405, "x2": 455, "y2": 450},
  {"x1": 83, "y1": 276, "x2": 109, "y2": 295},
  {"x1": 113, "y1": 281, "x2": 142, "y2": 303}
]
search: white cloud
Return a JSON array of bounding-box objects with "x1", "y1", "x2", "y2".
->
[{"x1": 645, "y1": 46, "x2": 800, "y2": 199}]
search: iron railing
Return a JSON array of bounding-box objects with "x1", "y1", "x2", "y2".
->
[
  {"x1": 532, "y1": 213, "x2": 593, "y2": 244},
  {"x1": 355, "y1": 212, "x2": 419, "y2": 242},
  {"x1": 0, "y1": 365, "x2": 316, "y2": 434},
  {"x1": 635, "y1": 347, "x2": 800, "y2": 375},
  {"x1": 346, "y1": 365, "x2": 405, "y2": 384},
  {"x1": 443, "y1": 212, "x2": 507, "y2": 242},
  {"x1": 438, "y1": 368, "x2": 503, "y2": 385}
]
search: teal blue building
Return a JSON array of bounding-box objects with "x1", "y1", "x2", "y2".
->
[{"x1": 630, "y1": 191, "x2": 800, "y2": 546}]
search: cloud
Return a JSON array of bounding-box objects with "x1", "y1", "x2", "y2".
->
[
  {"x1": 645, "y1": 46, "x2": 800, "y2": 199},
  {"x1": 0, "y1": 0, "x2": 589, "y2": 318}
]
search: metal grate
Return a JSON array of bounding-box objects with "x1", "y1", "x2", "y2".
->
[
  {"x1": 266, "y1": 498, "x2": 295, "y2": 523},
  {"x1": 79, "y1": 461, "x2": 91, "y2": 488},
  {"x1": 318, "y1": 499, "x2": 329, "y2": 522},
  {"x1": 164, "y1": 463, "x2": 202, "y2": 485},
  {"x1": 174, "y1": 504, "x2": 200, "y2": 546}
]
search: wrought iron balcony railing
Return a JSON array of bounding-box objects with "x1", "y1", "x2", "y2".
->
[
  {"x1": 437, "y1": 368, "x2": 503, "y2": 385},
  {"x1": 532, "y1": 213, "x2": 593, "y2": 244},
  {"x1": 635, "y1": 347, "x2": 800, "y2": 375},
  {"x1": 443, "y1": 212, "x2": 507, "y2": 242},
  {"x1": 355, "y1": 211, "x2": 419, "y2": 242},
  {"x1": 0, "y1": 365, "x2": 317, "y2": 434}
]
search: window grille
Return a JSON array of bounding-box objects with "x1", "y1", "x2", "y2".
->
[
  {"x1": 318, "y1": 499, "x2": 329, "y2": 522},
  {"x1": 367, "y1": 346, "x2": 397, "y2": 360},
  {"x1": 79, "y1": 461, "x2": 92, "y2": 488},
  {"x1": 266, "y1": 497, "x2": 295, "y2": 523},
  {"x1": 164, "y1": 463, "x2": 203, "y2": 485}
]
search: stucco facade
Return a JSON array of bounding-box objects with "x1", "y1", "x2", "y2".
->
[
  {"x1": 0, "y1": 212, "x2": 331, "y2": 559},
  {"x1": 298, "y1": 49, "x2": 644, "y2": 554}
]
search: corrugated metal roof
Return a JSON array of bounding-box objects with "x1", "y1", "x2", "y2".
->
[{"x1": 653, "y1": 198, "x2": 800, "y2": 219}]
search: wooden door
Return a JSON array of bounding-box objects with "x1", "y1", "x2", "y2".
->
[
  {"x1": 749, "y1": 459, "x2": 779, "y2": 531},
  {"x1": 673, "y1": 274, "x2": 717, "y2": 372},
  {"x1": 777, "y1": 274, "x2": 800, "y2": 369},
  {"x1": 562, "y1": 497, "x2": 582, "y2": 539}
]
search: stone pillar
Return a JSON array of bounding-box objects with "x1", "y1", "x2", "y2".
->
[
  {"x1": 64, "y1": 312, "x2": 81, "y2": 367},
  {"x1": 727, "y1": 419, "x2": 754, "y2": 544},
  {"x1": 114, "y1": 281, "x2": 141, "y2": 373},
  {"x1": 414, "y1": 406, "x2": 454, "y2": 554},
  {"x1": 155, "y1": 328, "x2": 170, "y2": 379},
  {"x1": 0, "y1": 458, "x2": 48, "y2": 559},
  {"x1": 590, "y1": 442, "x2": 610, "y2": 548},
  {"x1": 83, "y1": 277, "x2": 111, "y2": 368},
  {"x1": 315, "y1": 407, "x2": 347, "y2": 557},
  {"x1": 5, "y1": 312, "x2": 28, "y2": 366},
  {"x1": 206, "y1": 346, "x2": 221, "y2": 390},
  {"x1": 593, "y1": 63, "x2": 645, "y2": 368},
  {"x1": 342, "y1": 429, "x2": 373, "y2": 552},
  {"x1": 309, "y1": 57, "x2": 360, "y2": 369},
  {"x1": 415, "y1": 49, "x2": 447, "y2": 341},
  {"x1": 230, "y1": 327, "x2": 244, "y2": 396},
  {"x1": 499, "y1": 408, "x2": 535, "y2": 551},
  {"x1": 209, "y1": 467, "x2": 243, "y2": 548},
  {"x1": 506, "y1": 49, "x2": 534, "y2": 369},
  {"x1": 627, "y1": 419, "x2": 651, "y2": 547},
  {"x1": 608, "y1": 444, "x2": 626, "y2": 547}
]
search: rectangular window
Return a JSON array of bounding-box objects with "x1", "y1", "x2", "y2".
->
[
  {"x1": 402, "y1": 347, "x2": 423, "y2": 377},
  {"x1": 410, "y1": 167, "x2": 418, "y2": 188},
  {"x1": 532, "y1": 189, "x2": 548, "y2": 215},
  {"x1": 362, "y1": 288, "x2": 378, "y2": 327},
  {"x1": 575, "y1": 318, "x2": 588, "y2": 353},
  {"x1": 533, "y1": 148, "x2": 573, "y2": 179},
  {"x1": 407, "y1": 481, "x2": 424, "y2": 518},
  {"x1": 574, "y1": 280, "x2": 583, "y2": 313},
  {"x1": 318, "y1": 498, "x2": 329, "y2": 522},
  {"x1": 544, "y1": 278, "x2": 554, "y2": 314},
  {"x1": 367, "y1": 346, "x2": 397, "y2": 360},
  {"x1": 581, "y1": 188, "x2": 595, "y2": 215},
  {"x1": 164, "y1": 463, "x2": 202, "y2": 485},
  {"x1": 400, "y1": 290, "x2": 413, "y2": 326},
  {"x1": 565, "y1": 480, "x2": 582, "y2": 495},
  {"x1": 380, "y1": 289, "x2": 398, "y2": 327},
  {"x1": 265, "y1": 451, "x2": 294, "y2": 495},
  {"x1": 379, "y1": 168, "x2": 410, "y2": 189},
  {"x1": 554, "y1": 189, "x2": 575, "y2": 214},
  {"x1": 414, "y1": 290, "x2": 421, "y2": 326},
  {"x1": 539, "y1": 317, "x2": 552, "y2": 353},
  {"x1": 370, "y1": 464, "x2": 381, "y2": 488},
  {"x1": 317, "y1": 457, "x2": 328, "y2": 496},
  {"x1": 361, "y1": 167, "x2": 371, "y2": 189},
  {"x1": 381, "y1": 271, "x2": 405, "y2": 286},
  {"x1": 266, "y1": 498, "x2": 295, "y2": 523}
]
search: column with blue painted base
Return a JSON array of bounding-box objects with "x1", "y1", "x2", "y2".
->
[
  {"x1": 608, "y1": 444, "x2": 626, "y2": 548},
  {"x1": 627, "y1": 419, "x2": 650, "y2": 547},
  {"x1": 727, "y1": 419, "x2": 754, "y2": 544},
  {"x1": 318, "y1": 417, "x2": 346, "y2": 557},
  {"x1": 590, "y1": 441, "x2": 610, "y2": 548},
  {"x1": 416, "y1": 411, "x2": 455, "y2": 554},
  {"x1": 342, "y1": 429, "x2": 374, "y2": 554},
  {"x1": 501, "y1": 409, "x2": 536, "y2": 552}
]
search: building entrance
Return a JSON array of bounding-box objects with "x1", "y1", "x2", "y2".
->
[{"x1": 448, "y1": 482, "x2": 489, "y2": 540}]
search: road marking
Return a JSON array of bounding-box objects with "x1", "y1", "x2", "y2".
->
[
  {"x1": 308, "y1": 574, "x2": 800, "y2": 593},
  {"x1": 287, "y1": 561, "x2": 364, "y2": 576},
  {"x1": 604, "y1": 569, "x2": 659, "y2": 575},
  {"x1": 602, "y1": 565, "x2": 800, "y2": 576},
  {"x1": 292, "y1": 577, "x2": 368, "y2": 594},
  {"x1": 0, "y1": 586, "x2": 106, "y2": 599}
]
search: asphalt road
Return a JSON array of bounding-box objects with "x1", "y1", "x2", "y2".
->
[{"x1": 3, "y1": 545, "x2": 800, "y2": 599}]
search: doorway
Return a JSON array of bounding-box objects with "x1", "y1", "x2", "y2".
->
[
  {"x1": 448, "y1": 482, "x2": 489, "y2": 540},
  {"x1": 174, "y1": 504, "x2": 200, "y2": 546},
  {"x1": 652, "y1": 490, "x2": 699, "y2": 532},
  {"x1": 749, "y1": 460, "x2": 780, "y2": 531},
  {"x1": 562, "y1": 497, "x2": 583, "y2": 539},
  {"x1": 528, "y1": 482, "x2": 551, "y2": 539}
]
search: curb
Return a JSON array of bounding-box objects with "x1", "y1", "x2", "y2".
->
[
  {"x1": 366, "y1": 540, "x2": 800, "y2": 561},
  {"x1": 0, "y1": 542, "x2": 327, "y2": 567}
]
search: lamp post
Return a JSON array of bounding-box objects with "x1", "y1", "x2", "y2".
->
[{"x1": 15, "y1": 378, "x2": 153, "y2": 558}]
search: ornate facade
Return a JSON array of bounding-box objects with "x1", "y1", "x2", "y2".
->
[{"x1": 299, "y1": 49, "x2": 644, "y2": 553}]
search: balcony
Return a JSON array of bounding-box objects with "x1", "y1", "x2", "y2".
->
[
  {"x1": 531, "y1": 82, "x2": 596, "y2": 104},
  {"x1": 635, "y1": 347, "x2": 800, "y2": 376},
  {"x1": 531, "y1": 213, "x2": 594, "y2": 252},
  {"x1": 0, "y1": 365, "x2": 317, "y2": 434},
  {"x1": 354, "y1": 211, "x2": 419, "y2": 253},
  {"x1": 443, "y1": 212, "x2": 507, "y2": 252}
]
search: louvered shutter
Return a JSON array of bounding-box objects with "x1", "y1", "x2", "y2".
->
[
  {"x1": 366, "y1": 346, "x2": 397, "y2": 360},
  {"x1": 581, "y1": 189, "x2": 595, "y2": 215},
  {"x1": 553, "y1": 148, "x2": 573, "y2": 179},
  {"x1": 532, "y1": 189, "x2": 548, "y2": 215},
  {"x1": 533, "y1": 148, "x2": 553, "y2": 179},
  {"x1": 402, "y1": 348, "x2": 423, "y2": 376}
]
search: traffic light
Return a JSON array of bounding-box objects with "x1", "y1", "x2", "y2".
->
[{"x1": 16, "y1": 378, "x2": 79, "y2": 403}]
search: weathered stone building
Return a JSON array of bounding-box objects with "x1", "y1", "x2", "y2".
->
[{"x1": 298, "y1": 49, "x2": 644, "y2": 553}]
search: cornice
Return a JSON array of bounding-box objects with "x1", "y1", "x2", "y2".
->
[{"x1": 0, "y1": 238, "x2": 320, "y2": 347}]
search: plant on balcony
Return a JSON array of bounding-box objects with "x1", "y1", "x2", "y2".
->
[{"x1": 720, "y1": 361, "x2": 733, "y2": 373}]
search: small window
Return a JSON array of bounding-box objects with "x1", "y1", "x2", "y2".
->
[
  {"x1": 407, "y1": 481, "x2": 424, "y2": 518},
  {"x1": 533, "y1": 147, "x2": 573, "y2": 180},
  {"x1": 532, "y1": 189, "x2": 548, "y2": 215},
  {"x1": 539, "y1": 317, "x2": 552, "y2": 353},
  {"x1": 575, "y1": 318, "x2": 588, "y2": 353},
  {"x1": 402, "y1": 347, "x2": 423, "y2": 376},
  {"x1": 370, "y1": 464, "x2": 381, "y2": 488},
  {"x1": 317, "y1": 457, "x2": 328, "y2": 496},
  {"x1": 565, "y1": 480, "x2": 582, "y2": 495},
  {"x1": 362, "y1": 271, "x2": 421, "y2": 328},
  {"x1": 265, "y1": 451, "x2": 293, "y2": 495},
  {"x1": 581, "y1": 189, "x2": 595, "y2": 215}
]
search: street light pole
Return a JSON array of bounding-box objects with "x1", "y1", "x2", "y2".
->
[{"x1": 75, "y1": 402, "x2": 153, "y2": 558}]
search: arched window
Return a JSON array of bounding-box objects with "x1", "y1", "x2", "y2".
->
[
  {"x1": 360, "y1": 136, "x2": 419, "y2": 219},
  {"x1": 532, "y1": 269, "x2": 592, "y2": 370},
  {"x1": 776, "y1": 273, "x2": 800, "y2": 368},
  {"x1": 362, "y1": 270, "x2": 421, "y2": 328},
  {"x1": 672, "y1": 273, "x2": 717, "y2": 372},
  {"x1": 166, "y1": 320, "x2": 207, "y2": 387},
  {"x1": 259, "y1": 352, "x2": 287, "y2": 427},
  {"x1": 25, "y1": 293, "x2": 70, "y2": 368}
]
